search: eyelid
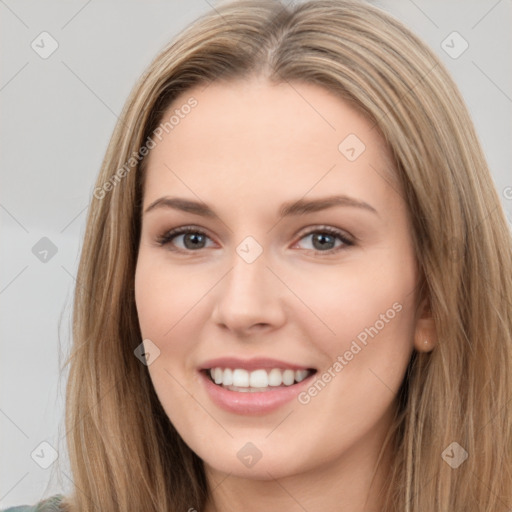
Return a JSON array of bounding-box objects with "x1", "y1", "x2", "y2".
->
[
  {"x1": 295, "y1": 224, "x2": 354, "y2": 244},
  {"x1": 155, "y1": 224, "x2": 355, "y2": 254},
  {"x1": 154, "y1": 225, "x2": 215, "y2": 247}
]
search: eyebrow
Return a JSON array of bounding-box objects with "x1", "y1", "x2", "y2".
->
[{"x1": 143, "y1": 194, "x2": 379, "y2": 218}]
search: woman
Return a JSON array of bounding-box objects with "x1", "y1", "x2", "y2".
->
[{"x1": 5, "y1": 0, "x2": 511, "y2": 510}]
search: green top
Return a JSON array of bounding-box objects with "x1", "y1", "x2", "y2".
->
[{"x1": 1, "y1": 495, "x2": 65, "y2": 512}]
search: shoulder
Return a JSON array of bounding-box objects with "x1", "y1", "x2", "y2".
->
[{"x1": 1, "y1": 495, "x2": 65, "y2": 512}]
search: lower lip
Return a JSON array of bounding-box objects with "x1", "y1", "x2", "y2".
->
[{"x1": 199, "y1": 370, "x2": 316, "y2": 415}]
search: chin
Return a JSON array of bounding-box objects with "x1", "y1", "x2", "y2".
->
[{"x1": 199, "y1": 440, "x2": 309, "y2": 481}]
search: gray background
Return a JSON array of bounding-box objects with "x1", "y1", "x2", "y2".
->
[{"x1": 1, "y1": 0, "x2": 511, "y2": 507}]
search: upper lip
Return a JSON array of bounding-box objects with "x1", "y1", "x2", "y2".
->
[{"x1": 199, "y1": 357, "x2": 315, "y2": 372}]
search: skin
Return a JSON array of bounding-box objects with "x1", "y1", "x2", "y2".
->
[{"x1": 134, "y1": 77, "x2": 437, "y2": 512}]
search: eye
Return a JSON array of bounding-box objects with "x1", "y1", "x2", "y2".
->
[
  {"x1": 155, "y1": 226, "x2": 214, "y2": 251},
  {"x1": 155, "y1": 225, "x2": 354, "y2": 254},
  {"x1": 294, "y1": 225, "x2": 354, "y2": 253}
]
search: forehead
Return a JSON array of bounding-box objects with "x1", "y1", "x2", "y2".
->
[{"x1": 142, "y1": 78, "x2": 399, "y2": 214}]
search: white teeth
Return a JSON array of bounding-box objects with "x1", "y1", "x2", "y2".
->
[
  {"x1": 249, "y1": 369, "x2": 268, "y2": 388},
  {"x1": 268, "y1": 368, "x2": 282, "y2": 386},
  {"x1": 232, "y1": 369, "x2": 249, "y2": 387},
  {"x1": 295, "y1": 370, "x2": 309, "y2": 383},
  {"x1": 282, "y1": 369, "x2": 295, "y2": 385},
  {"x1": 223, "y1": 368, "x2": 233, "y2": 386},
  {"x1": 213, "y1": 367, "x2": 223, "y2": 385},
  {"x1": 208, "y1": 367, "x2": 313, "y2": 389}
]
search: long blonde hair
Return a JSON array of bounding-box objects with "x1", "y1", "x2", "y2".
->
[{"x1": 61, "y1": 1, "x2": 512, "y2": 510}]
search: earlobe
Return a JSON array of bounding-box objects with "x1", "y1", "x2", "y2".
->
[
  {"x1": 418, "y1": 338, "x2": 434, "y2": 352},
  {"x1": 413, "y1": 296, "x2": 437, "y2": 352},
  {"x1": 413, "y1": 324, "x2": 437, "y2": 352}
]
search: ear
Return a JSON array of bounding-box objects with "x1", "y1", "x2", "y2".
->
[{"x1": 413, "y1": 295, "x2": 437, "y2": 353}]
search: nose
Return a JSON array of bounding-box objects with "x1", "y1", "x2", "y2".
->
[{"x1": 210, "y1": 248, "x2": 286, "y2": 337}]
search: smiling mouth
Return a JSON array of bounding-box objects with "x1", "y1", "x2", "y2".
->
[{"x1": 202, "y1": 367, "x2": 317, "y2": 392}]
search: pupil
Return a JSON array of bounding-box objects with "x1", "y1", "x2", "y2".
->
[
  {"x1": 183, "y1": 233, "x2": 334, "y2": 250},
  {"x1": 314, "y1": 233, "x2": 334, "y2": 250},
  {"x1": 185, "y1": 233, "x2": 204, "y2": 249}
]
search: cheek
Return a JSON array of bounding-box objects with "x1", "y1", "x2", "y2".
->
[
  {"x1": 134, "y1": 256, "x2": 207, "y2": 428},
  {"x1": 132, "y1": 240, "x2": 418, "y2": 474},
  {"x1": 292, "y1": 262, "x2": 416, "y2": 449},
  {"x1": 134, "y1": 255, "x2": 211, "y2": 338},
  {"x1": 303, "y1": 246, "x2": 417, "y2": 385}
]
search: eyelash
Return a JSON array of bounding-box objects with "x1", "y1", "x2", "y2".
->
[{"x1": 155, "y1": 225, "x2": 354, "y2": 255}]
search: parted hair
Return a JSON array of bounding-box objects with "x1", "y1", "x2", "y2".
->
[{"x1": 60, "y1": 1, "x2": 512, "y2": 510}]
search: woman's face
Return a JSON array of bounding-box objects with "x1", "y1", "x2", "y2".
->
[{"x1": 135, "y1": 78, "x2": 421, "y2": 481}]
